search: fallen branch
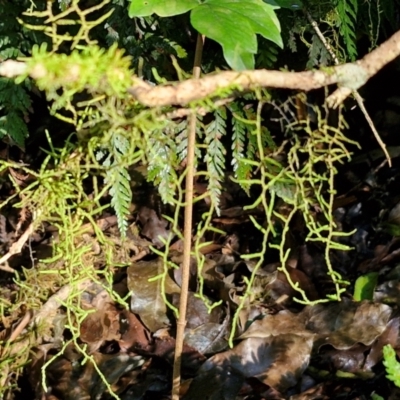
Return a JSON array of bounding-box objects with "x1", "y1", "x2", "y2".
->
[
  {"x1": 1, "y1": 30, "x2": 399, "y2": 109},
  {"x1": 0, "y1": 222, "x2": 35, "y2": 273},
  {"x1": 127, "y1": 29, "x2": 400, "y2": 107},
  {"x1": 3, "y1": 280, "x2": 92, "y2": 357}
]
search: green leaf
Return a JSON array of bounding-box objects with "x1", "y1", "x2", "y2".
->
[
  {"x1": 191, "y1": 0, "x2": 282, "y2": 70},
  {"x1": 107, "y1": 165, "x2": 131, "y2": 237},
  {"x1": 128, "y1": 0, "x2": 199, "y2": 17},
  {"x1": 129, "y1": 0, "x2": 283, "y2": 71},
  {"x1": 204, "y1": 108, "x2": 227, "y2": 212},
  {"x1": 264, "y1": 0, "x2": 302, "y2": 9},
  {"x1": 383, "y1": 344, "x2": 400, "y2": 388},
  {"x1": 0, "y1": 111, "x2": 28, "y2": 148},
  {"x1": 353, "y1": 272, "x2": 378, "y2": 301}
]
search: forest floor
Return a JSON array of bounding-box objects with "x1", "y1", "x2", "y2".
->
[{"x1": 2, "y1": 73, "x2": 400, "y2": 400}]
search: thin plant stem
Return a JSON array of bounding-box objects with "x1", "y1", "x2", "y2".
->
[{"x1": 171, "y1": 33, "x2": 205, "y2": 400}]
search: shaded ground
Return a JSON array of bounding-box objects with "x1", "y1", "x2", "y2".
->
[{"x1": 2, "y1": 64, "x2": 400, "y2": 400}]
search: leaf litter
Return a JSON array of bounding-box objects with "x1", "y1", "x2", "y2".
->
[{"x1": 3, "y1": 100, "x2": 400, "y2": 400}]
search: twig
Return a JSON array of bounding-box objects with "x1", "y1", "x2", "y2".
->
[
  {"x1": 171, "y1": 33, "x2": 204, "y2": 400},
  {"x1": 4, "y1": 280, "x2": 92, "y2": 357},
  {"x1": 7, "y1": 311, "x2": 32, "y2": 343},
  {"x1": 33, "y1": 280, "x2": 92, "y2": 325},
  {"x1": 305, "y1": 7, "x2": 391, "y2": 166},
  {"x1": 304, "y1": 8, "x2": 339, "y2": 64},
  {"x1": 0, "y1": 222, "x2": 35, "y2": 272}
]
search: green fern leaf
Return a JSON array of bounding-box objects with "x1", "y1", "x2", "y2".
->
[
  {"x1": 147, "y1": 130, "x2": 178, "y2": 205},
  {"x1": 176, "y1": 117, "x2": 202, "y2": 166},
  {"x1": 164, "y1": 38, "x2": 188, "y2": 59},
  {"x1": 204, "y1": 107, "x2": 227, "y2": 213},
  {"x1": 112, "y1": 131, "x2": 130, "y2": 155},
  {"x1": 383, "y1": 344, "x2": 400, "y2": 387},
  {"x1": 256, "y1": 41, "x2": 279, "y2": 69},
  {"x1": 229, "y1": 103, "x2": 252, "y2": 193},
  {"x1": 101, "y1": 131, "x2": 133, "y2": 237},
  {"x1": 231, "y1": 107, "x2": 246, "y2": 173},
  {"x1": 106, "y1": 165, "x2": 131, "y2": 237},
  {"x1": 0, "y1": 111, "x2": 29, "y2": 148},
  {"x1": 306, "y1": 34, "x2": 331, "y2": 68},
  {"x1": 175, "y1": 119, "x2": 189, "y2": 162},
  {"x1": 336, "y1": 0, "x2": 358, "y2": 61}
]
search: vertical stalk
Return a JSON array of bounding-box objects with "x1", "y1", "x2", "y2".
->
[{"x1": 171, "y1": 33, "x2": 204, "y2": 400}]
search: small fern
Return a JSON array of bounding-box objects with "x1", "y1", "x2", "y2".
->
[
  {"x1": 383, "y1": 344, "x2": 400, "y2": 387},
  {"x1": 101, "y1": 131, "x2": 132, "y2": 237},
  {"x1": 336, "y1": 0, "x2": 358, "y2": 61},
  {"x1": 146, "y1": 129, "x2": 179, "y2": 205},
  {"x1": 0, "y1": 1, "x2": 49, "y2": 147},
  {"x1": 175, "y1": 119, "x2": 189, "y2": 163},
  {"x1": 0, "y1": 75, "x2": 31, "y2": 148},
  {"x1": 0, "y1": 108, "x2": 29, "y2": 148},
  {"x1": 306, "y1": 34, "x2": 332, "y2": 68},
  {"x1": 229, "y1": 103, "x2": 252, "y2": 193},
  {"x1": 256, "y1": 40, "x2": 279, "y2": 69},
  {"x1": 107, "y1": 164, "x2": 131, "y2": 237},
  {"x1": 204, "y1": 107, "x2": 227, "y2": 213}
]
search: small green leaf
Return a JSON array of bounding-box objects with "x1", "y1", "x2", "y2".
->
[
  {"x1": 353, "y1": 272, "x2": 378, "y2": 301},
  {"x1": 191, "y1": 0, "x2": 282, "y2": 70},
  {"x1": 129, "y1": 0, "x2": 282, "y2": 71},
  {"x1": 128, "y1": 0, "x2": 199, "y2": 17},
  {"x1": 383, "y1": 344, "x2": 400, "y2": 387}
]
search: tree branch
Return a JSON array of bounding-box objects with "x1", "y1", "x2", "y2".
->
[
  {"x1": 127, "y1": 29, "x2": 400, "y2": 107},
  {"x1": 1, "y1": 31, "x2": 400, "y2": 108}
]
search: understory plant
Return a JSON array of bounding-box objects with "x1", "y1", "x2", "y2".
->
[{"x1": 0, "y1": 0, "x2": 397, "y2": 397}]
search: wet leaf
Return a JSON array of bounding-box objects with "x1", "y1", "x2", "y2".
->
[
  {"x1": 354, "y1": 272, "x2": 379, "y2": 301},
  {"x1": 137, "y1": 206, "x2": 171, "y2": 248},
  {"x1": 80, "y1": 306, "x2": 121, "y2": 353},
  {"x1": 185, "y1": 333, "x2": 313, "y2": 398},
  {"x1": 306, "y1": 300, "x2": 393, "y2": 350},
  {"x1": 127, "y1": 258, "x2": 181, "y2": 332},
  {"x1": 184, "y1": 321, "x2": 229, "y2": 354},
  {"x1": 239, "y1": 309, "x2": 312, "y2": 340}
]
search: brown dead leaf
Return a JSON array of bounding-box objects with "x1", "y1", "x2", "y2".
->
[
  {"x1": 305, "y1": 300, "x2": 393, "y2": 350},
  {"x1": 127, "y1": 258, "x2": 181, "y2": 332},
  {"x1": 118, "y1": 310, "x2": 150, "y2": 352},
  {"x1": 80, "y1": 305, "x2": 121, "y2": 353},
  {"x1": 137, "y1": 206, "x2": 171, "y2": 248},
  {"x1": 184, "y1": 333, "x2": 313, "y2": 398},
  {"x1": 239, "y1": 309, "x2": 313, "y2": 340}
]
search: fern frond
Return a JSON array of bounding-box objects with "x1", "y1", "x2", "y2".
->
[
  {"x1": 231, "y1": 108, "x2": 246, "y2": 173},
  {"x1": 175, "y1": 119, "x2": 189, "y2": 162},
  {"x1": 0, "y1": 78, "x2": 31, "y2": 112},
  {"x1": 306, "y1": 34, "x2": 331, "y2": 68},
  {"x1": 163, "y1": 38, "x2": 188, "y2": 59},
  {"x1": 146, "y1": 34, "x2": 188, "y2": 60},
  {"x1": 336, "y1": 0, "x2": 358, "y2": 61},
  {"x1": 101, "y1": 131, "x2": 133, "y2": 237},
  {"x1": 0, "y1": 111, "x2": 29, "y2": 148},
  {"x1": 229, "y1": 103, "x2": 252, "y2": 193},
  {"x1": 112, "y1": 129, "x2": 130, "y2": 155},
  {"x1": 147, "y1": 130, "x2": 179, "y2": 205},
  {"x1": 204, "y1": 107, "x2": 227, "y2": 213},
  {"x1": 256, "y1": 42, "x2": 279, "y2": 69},
  {"x1": 383, "y1": 345, "x2": 400, "y2": 387},
  {"x1": 260, "y1": 125, "x2": 276, "y2": 151},
  {"x1": 106, "y1": 164, "x2": 131, "y2": 237}
]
